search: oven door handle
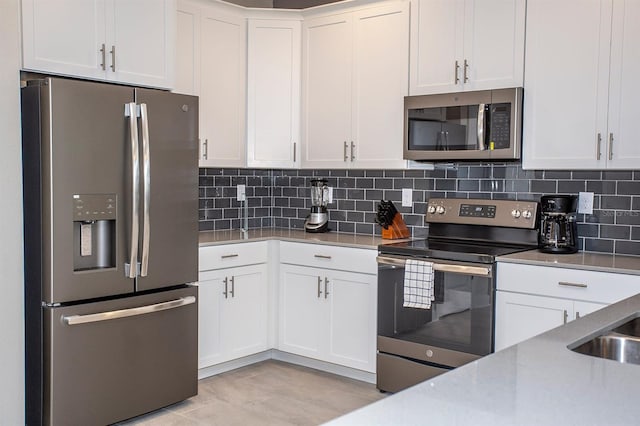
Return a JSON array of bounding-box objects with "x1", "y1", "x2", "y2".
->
[{"x1": 376, "y1": 256, "x2": 492, "y2": 277}]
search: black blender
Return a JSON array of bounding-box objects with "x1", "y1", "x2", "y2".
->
[{"x1": 304, "y1": 178, "x2": 330, "y2": 233}]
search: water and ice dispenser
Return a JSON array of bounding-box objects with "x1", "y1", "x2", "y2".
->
[{"x1": 72, "y1": 194, "x2": 116, "y2": 271}]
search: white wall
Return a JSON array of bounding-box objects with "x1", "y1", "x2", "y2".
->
[{"x1": 0, "y1": 0, "x2": 25, "y2": 424}]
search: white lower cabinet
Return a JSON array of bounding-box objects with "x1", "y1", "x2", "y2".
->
[
  {"x1": 279, "y1": 264, "x2": 376, "y2": 372},
  {"x1": 198, "y1": 244, "x2": 268, "y2": 369},
  {"x1": 495, "y1": 262, "x2": 640, "y2": 351}
]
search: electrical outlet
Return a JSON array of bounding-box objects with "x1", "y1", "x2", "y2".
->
[
  {"x1": 237, "y1": 184, "x2": 246, "y2": 202},
  {"x1": 327, "y1": 187, "x2": 333, "y2": 204},
  {"x1": 578, "y1": 192, "x2": 594, "y2": 214},
  {"x1": 402, "y1": 188, "x2": 413, "y2": 207}
]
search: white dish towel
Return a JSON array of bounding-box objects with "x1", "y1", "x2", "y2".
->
[{"x1": 403, "y1": 259, "x2": 435, "y2": 309}]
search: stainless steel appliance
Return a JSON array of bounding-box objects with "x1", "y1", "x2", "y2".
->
[
  {"x1": 404, "y1": 88, "x2": 523, "y2": 161},
  {"x1": 22, "y1": 77, "x2": 199, "y2": 425},
  {"x1": 304, "y1": 178, "x2": 330, "y2": 233},
  {"x1": 539, "y1": 195, "x2": 579, "y2": 254},
  {"x1": 376, "y1": 198, "x2": 538, "y2": 393}
]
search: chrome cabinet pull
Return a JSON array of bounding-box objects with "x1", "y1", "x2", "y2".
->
[
  {"x1": 230, "y1": 276, "x2": 235, "y2": 298},
  {"x1": 124, "y1": 103, "x2": 140, "y2": 279},
  {"x1": 350, "y1": 141, "x2": 355, "y2": 161},
  {"x1": 63, "y1": 296, "x2": 196, "y2": 325},
  {"x1": 139, "y1": 103, "x2": 151, "y2": 277},
  {"x1": 314, "y1": 254, "x2": 332, "y2": 260},
  {"x1": 596, "y1": 133, "x2": 602, "y2": 160},
  {"x1": 221, "y1": 254, "x2": 239, "y2": 259},
  {"x1": 317, "y1": 276, "x2": 322, "y2": 298},
  {"x1": 100, "y1": 43, "x2": 106, "y2": 70},
  {"x1": 343, "y1": 141, "x2": 348, "y2": 162},
  {"x1": 558, "y1": 281, "x2": 587, "y2": 288},
  {"x1": 576, "y1": 312, "x2": 581, "y2": 319},
  {"x1": 109, "y1": 45, "x2": 116, "y2": 72},
  {"x1": 463, "y1": 59, "x2": 469, "y2": 83},
  {"x1": 223, "y1": 277, "x2": 228, "y2": 298},
  {"x1": 324, "y1": 277, "x2": 329, "y2": 299},
  {"x1": 563, "y1": 309, "x2": 568, "y2": 324},
  {"x1": 203, "y1": 139, "x2": 209, "y2": 160},
  {"x1": 293, "y1": 142, "x2": 297, "y2": 162},
  {"x1": 609, "y1": 133, "x2": 614, "y2": 160},
  {"x1": 454, "y1": 60, "x2": 460, "y2": 84}
]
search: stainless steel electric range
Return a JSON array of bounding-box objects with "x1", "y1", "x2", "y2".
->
[{"x1": 376, "y1": 198, "x2": 539, "y2": 393}]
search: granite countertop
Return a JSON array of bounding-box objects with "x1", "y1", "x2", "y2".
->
[
  {"x1": 327, "y1": 292, "x2": 640, "y2": 425},
  {"x1": 198, "y1": 228, "x2": 413, "y2": 250},
  {"x1": 498, "y1": 249, "x2": 640, "y2": 275}
]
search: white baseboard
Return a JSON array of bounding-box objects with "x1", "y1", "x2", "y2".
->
[{"x1": 198, "y1": 349, "x2": 376, "y2": 385}]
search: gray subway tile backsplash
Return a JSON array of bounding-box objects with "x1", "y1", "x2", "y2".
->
[{"x1": 199, "y1": 163, "x2": 640, "y2": 256}]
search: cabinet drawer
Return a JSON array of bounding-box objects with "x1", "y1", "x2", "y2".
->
[
  {"x1": 279, "y1": 241, "x2": 376, "y2": 275},
  {"x1": 497, "y1": 262, "x2": 640, "y2": 304},
  {"x1": 199, "y1": 242, "x2": 268, "y2": 271}
]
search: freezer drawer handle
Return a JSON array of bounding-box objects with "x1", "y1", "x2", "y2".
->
[{"x1": 62, "y1": 296, "x2": 196, "y2": 326}]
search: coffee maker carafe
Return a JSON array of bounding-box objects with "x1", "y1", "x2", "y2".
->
[
  {"x1": 304, "y1": 178, "x2": 330, "y2": 233},
  {"x1": 538, "y1": 195, "x2": 578, "y2": 254}
]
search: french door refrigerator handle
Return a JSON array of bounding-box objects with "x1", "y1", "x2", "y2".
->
[
  {"x1": 125, "y1": 102, "x2": 140, "y2": 278},
  {"x1": 140, "y1": 103, "x2": 151, "y2": 277},
  {"x1": 62, "y1": 296, "x2": 196, "y2": 326}
]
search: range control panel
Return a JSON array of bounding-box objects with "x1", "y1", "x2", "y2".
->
[{"x1": 426, "y1": 198, "x2": 538, "y2": 229}]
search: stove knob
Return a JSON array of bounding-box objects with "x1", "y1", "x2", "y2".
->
[
  {"x1": 427, "y1": 205, "x2": 436, "y2": 214},
  {"x1": 511, "y1": 209, "x2": 521, "y2": 218},
  {"x1": 436, "y1": 206, "x2": 445, "y2": 214},
  {"x1": 522, "y1": 210, "x2": 532, "y2": 219}
]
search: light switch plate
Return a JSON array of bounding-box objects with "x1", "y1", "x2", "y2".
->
[
  {"x1": 237, "y1": 184, "x2": 246, "y2": 202},
  {"x1": 402, "y1": 188, "x2": 412, "y2": 207},
  {"x1": 578, "y1": 192, "x2": 594, "y2": 214}
]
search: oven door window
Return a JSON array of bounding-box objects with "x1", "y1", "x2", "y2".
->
[{"x1": 378, "y1": 266, "x2": 494, "y2": 356}]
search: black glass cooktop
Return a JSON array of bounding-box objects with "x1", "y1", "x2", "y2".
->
[{"x1": 378, "y1": 239, "x2": 535, "y2": 264}]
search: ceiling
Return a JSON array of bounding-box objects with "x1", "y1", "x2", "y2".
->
[{"x1": 224, "y1": 0, "x2": 342, "y2": 9}]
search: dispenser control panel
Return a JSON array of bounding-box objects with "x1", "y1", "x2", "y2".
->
[{"x1": 72, "y1": 194, "x2": 116, "y2": 220}]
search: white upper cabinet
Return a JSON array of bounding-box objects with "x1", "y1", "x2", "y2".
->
[
  {"x1": 175, "y1": 0, "x2": 247, "y2": 168},
  {"x1": 22, "y1": 0, "x2": 175, "y2": 89},
  {"x1": 522, "y1": 0, "x2": 639, "y2": 170},
  {"x1": 302, "y1": 1, "x2": 409, "y2": 169},
  {"x1": 247, "y1": 18, "x2": 302, "y2": 169},
  {"x1": 409, "y1": 0, "x2": 525, "y2": 95}
]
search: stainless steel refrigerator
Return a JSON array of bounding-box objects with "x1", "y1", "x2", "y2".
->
[{"x1": 22, "y1": 77, "x2": 199, "y2": 425}]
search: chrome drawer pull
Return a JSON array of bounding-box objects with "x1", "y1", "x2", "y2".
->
[
  {"x1": 221, "y1": 254, "x2": 239, "y2": 259},
  {"x1": 558, "y1": 281, "x2": 587, "y2": 288},
  {"x1": 314, "y1": 255, "x2": 332, "y2": 260}
]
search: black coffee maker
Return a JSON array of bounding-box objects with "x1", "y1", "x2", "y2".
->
[{"x1": 538, "y1": 195, "x2": 579, "y2": 254}]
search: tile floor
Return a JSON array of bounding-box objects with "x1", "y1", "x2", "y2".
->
[{"x1": 116, "y1": 360, "x2": 384, "y2": 425}]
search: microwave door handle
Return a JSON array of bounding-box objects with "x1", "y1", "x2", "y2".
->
[
  {"x1": 477, "y1": 103, "x2": 486, "y2": 151},
  {"x1": 139, "y1": 103, "x2": 151, "y2": 277},
  {"x1": 124, "y1": 103, "x2": 140, "y2": 279}
]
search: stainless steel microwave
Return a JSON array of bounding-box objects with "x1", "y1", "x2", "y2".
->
[{"x1": 404, "y1": 88, "x2": 523, "y2": 161}]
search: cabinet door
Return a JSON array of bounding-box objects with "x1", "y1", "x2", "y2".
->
[
  {"x1": 247, "y1": 19, "x2": 301, "y2": 168},
  {"x1": 279, "y1": 264, "x2": 326, "y2": 358},
  {"x1": 606, "y1": 0, "x2": 640, "y2": 168},
  {"x1": 175, "y1": 0, "x2": 200, "y2": 96},
  {"x1": 351, "y1": 2, "x2": 409, "y2": 169},
  {"x1": 326, "y1": 270, "x2": 377, "y2": 373},
  {"x1": 409, "y1": 0, "x2": 463, "y2": 95},
  {"x1": 108, "y1": 0, "x2": 175, "y2": 89},
  {"x1": 462, "y1": 0, "x2": 525, "y2": 91},
  {"x1": 197, "y1": 270, "x2": 225, "y2": 368},
  {"x1": 21, "y1": 0, "x2": 106, "y2": 80},
  {"x1": 495, "y1": 291, "x2": 571, "y2": 351},
  {"x1": 522, "y1": 0, "x2": 612, "y2": 170},
  {"x1": 219, "y1": 264, "x2": 269, "y2": 362},
  {"x1": 199, "y1": 8, "x2": 247, "y2": 167},
  {"x1": 302, "y1": 13, "x2": 353, "y2": 168}
]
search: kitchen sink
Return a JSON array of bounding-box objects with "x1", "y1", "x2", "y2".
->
[{"x1": 571, "y1": 316, "x2": 640, "y2": 365}]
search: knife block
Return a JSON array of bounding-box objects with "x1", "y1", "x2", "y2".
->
[{"x1": 381, "y1": 213, "x2": 410, "y2": 239}]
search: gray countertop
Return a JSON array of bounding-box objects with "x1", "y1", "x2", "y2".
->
[
  {"x1": 327, "y1": 292, "x2": 640, "y2": 425},
  {"x1": 498, "y1": 249, "x2": 640, "y2": 275},
  {"x1": 199, "y1": 228, "x2": 411, "y2": 250}
]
